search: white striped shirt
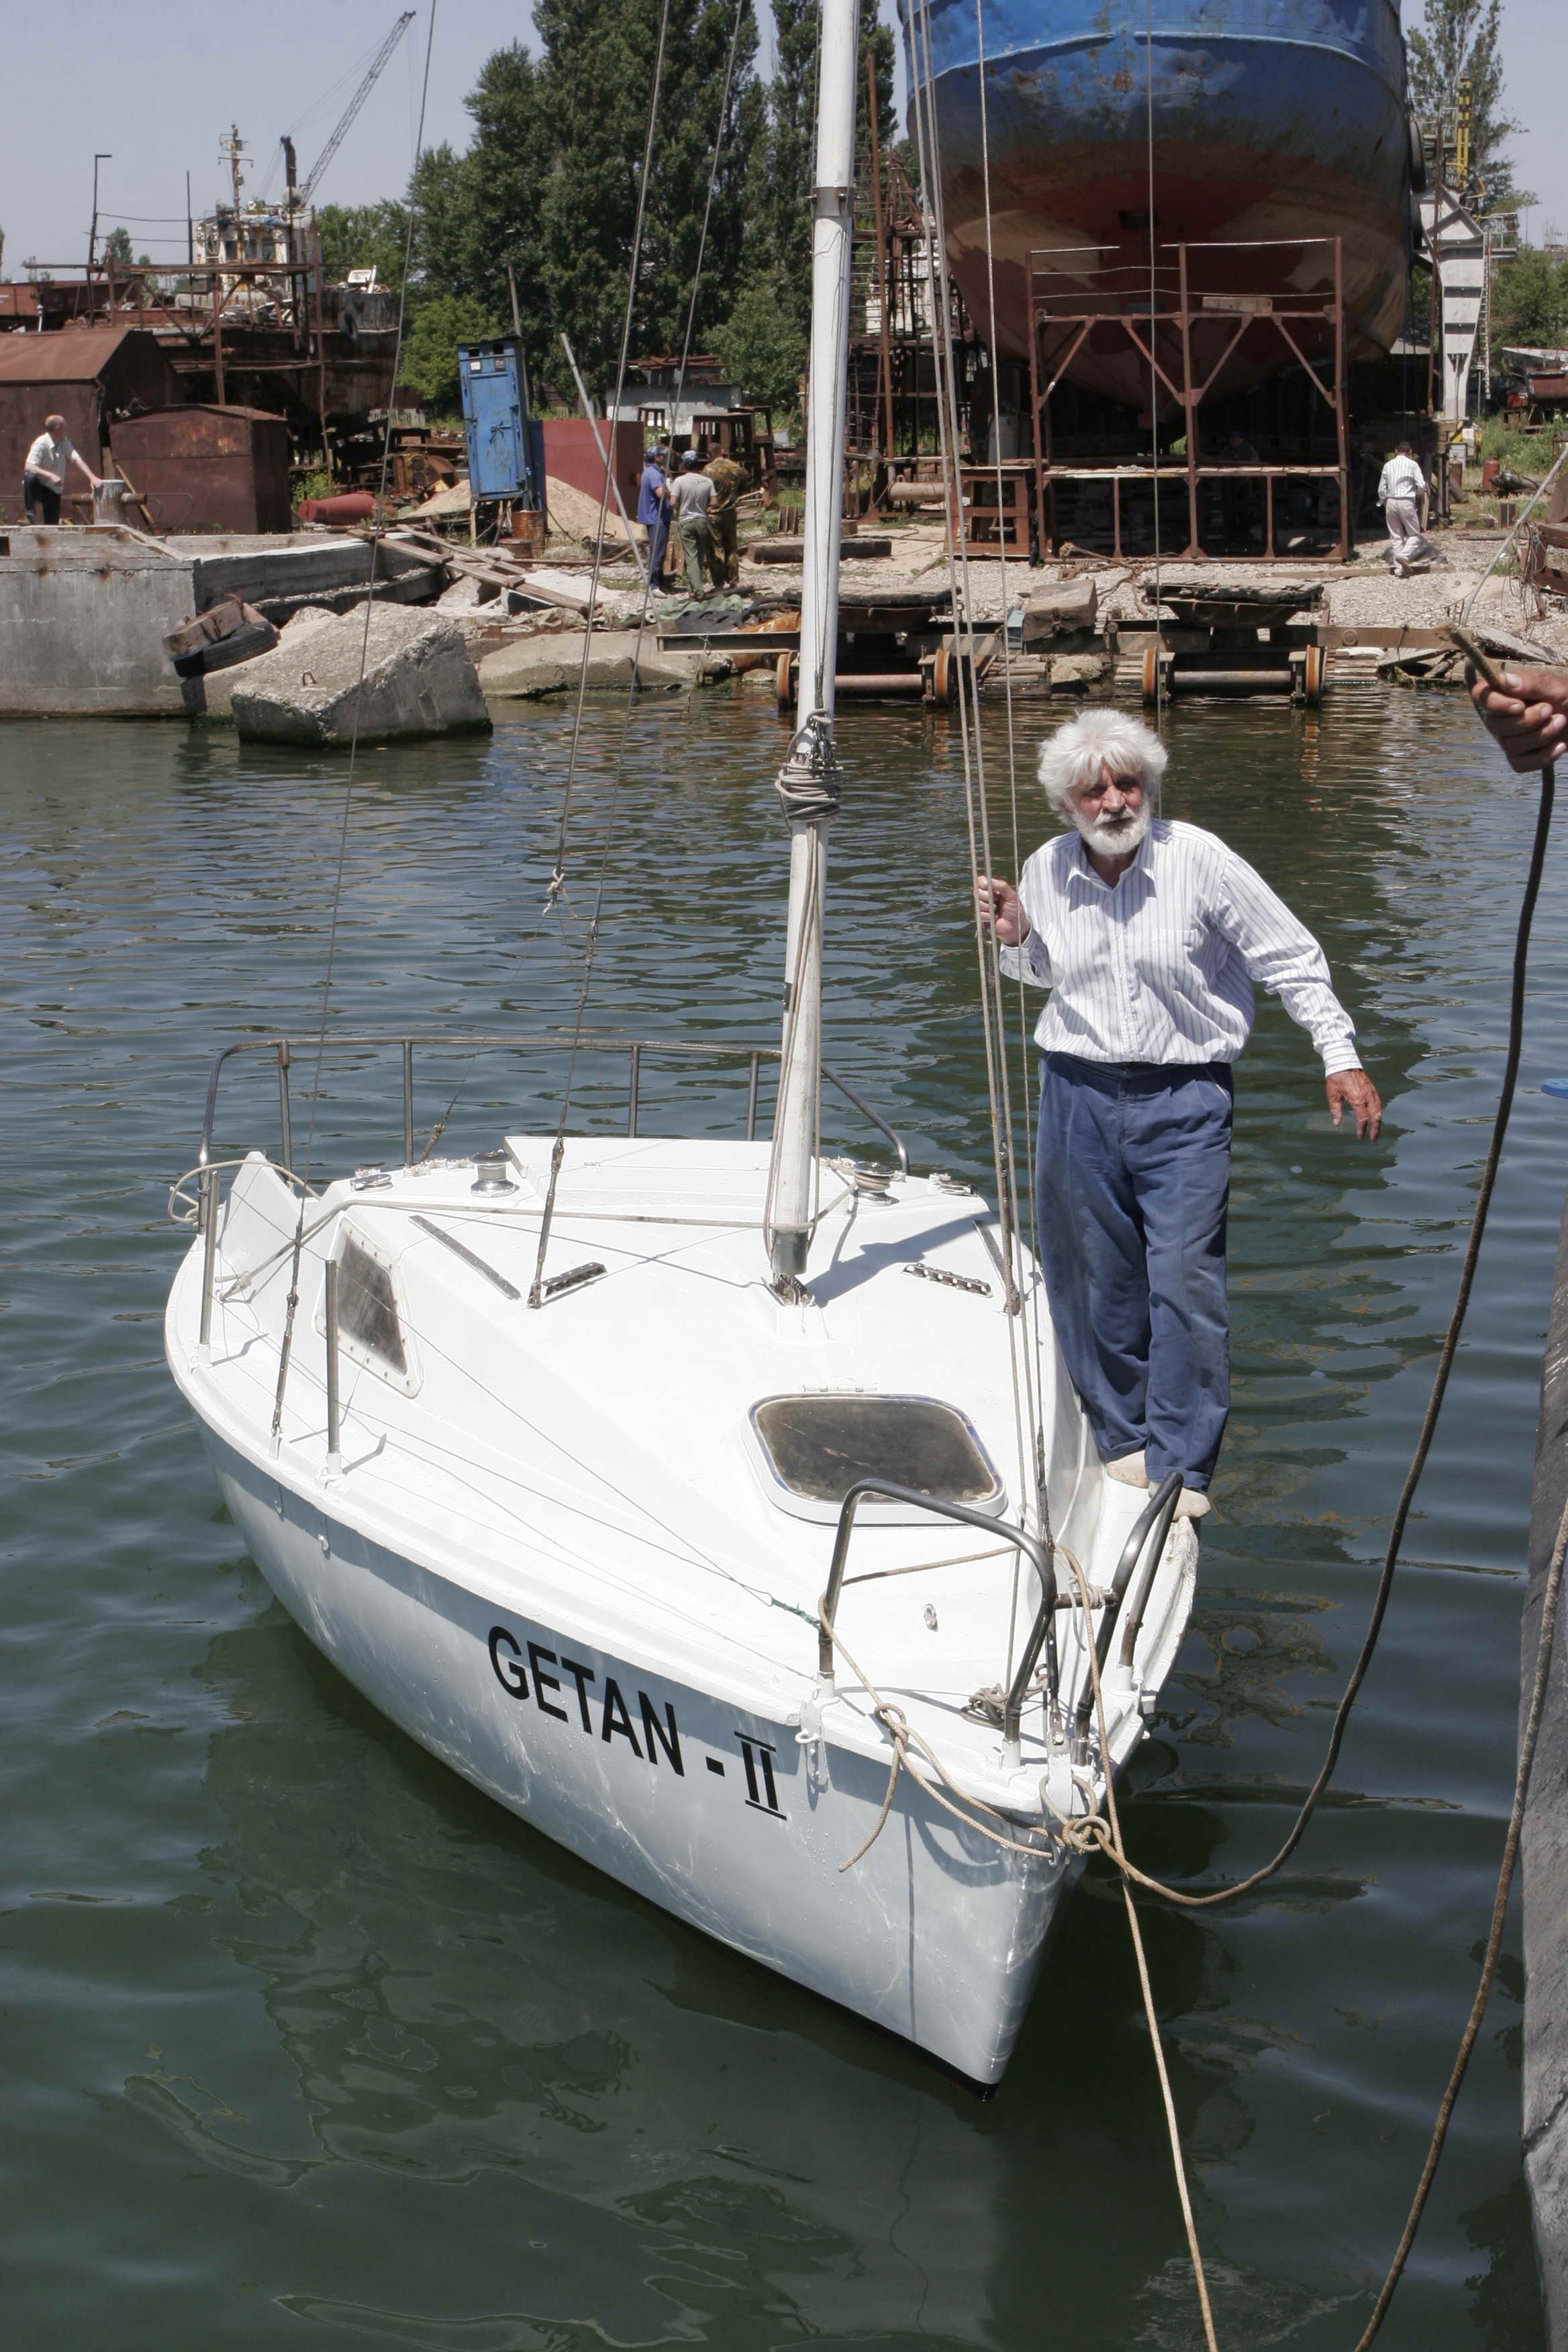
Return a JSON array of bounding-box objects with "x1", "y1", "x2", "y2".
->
[
  {"x1": 998, "y1": 818, "x2": 1361, "y2": 1072},
  {"x1": 1377, "y1": 453, "x2": 1426, "y2": 505}
]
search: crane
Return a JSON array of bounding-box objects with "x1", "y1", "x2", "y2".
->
[{"x1": 283, "y1": 12, "x2": 415, "y2": 212}]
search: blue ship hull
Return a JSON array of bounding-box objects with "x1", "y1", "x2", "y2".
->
[{"x1": 900, "y1": 0, "x2": 1414, "y2": 407}]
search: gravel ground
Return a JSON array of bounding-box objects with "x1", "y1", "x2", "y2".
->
[{"x1": 737, "y1": 523, "x2": 1568, "y2": 661}]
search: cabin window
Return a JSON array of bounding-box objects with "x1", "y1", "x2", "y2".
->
[
  {"x1": 337, "y1": 1234, "x2": 407, "y2": 1377},
  {"x1": 749, "y1": 1394, "x2": 1002, "y2": 1511},
  {"x1": 318, "y1": 1223, "x2": 420, "y2": 1395}
]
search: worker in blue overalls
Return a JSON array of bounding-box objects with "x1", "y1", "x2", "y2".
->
[{"x1": 638, "y1": 443, "x2": 671, "y2": 593}]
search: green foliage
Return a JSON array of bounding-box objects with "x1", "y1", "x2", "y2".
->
[
  {"x1": 400, "y1": 292, "x2": 505, "y2": 411},
  {"x1": 1493, "y1": 248, "x2": 1568, "y2": 350},
  {"x1": 103, "y1": 226, "x2": 134, "y2": 262},
  {"x1": 712, "y1": 280, "x2": 807, "y2": 419},
  {"x1": 1406, "y1": 0, "x2": 1530, "y2": 213},
  {"x1": 1476, "y1": 417, "x2": 1550, "y2": 471},
  {"x1": 317, "y1": 198, "x2": 411, "y2": 295}
]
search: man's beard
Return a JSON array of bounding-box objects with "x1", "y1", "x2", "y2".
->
[{"x1": 1074, "y1": 800, "x2": 1153, "y2": 857}]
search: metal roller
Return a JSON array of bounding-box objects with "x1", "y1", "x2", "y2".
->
[{"x1": 1166, "y1": 667, "x2": 1295, "y2": 693}]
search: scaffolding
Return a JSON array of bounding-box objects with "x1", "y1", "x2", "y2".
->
[{"x1": 1026, "y1": 237, "x2": 1351, "y2": 561}]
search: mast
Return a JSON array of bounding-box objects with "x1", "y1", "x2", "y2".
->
[{"x1": 767, "y1": 0, "x2": 859, "y2": 1288}]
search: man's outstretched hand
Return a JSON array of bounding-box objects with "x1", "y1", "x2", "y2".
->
[
  {"x1": 1327, "y1": 1069, "x2": 1382, "y2": 1140},
  {"x1": 1469, "y1": 665, "x2": 1568, "y2": 773}
]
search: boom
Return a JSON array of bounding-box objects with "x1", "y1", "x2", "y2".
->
[{"x1": 297, "y1": 12, "x2": 415, "y2": 208}]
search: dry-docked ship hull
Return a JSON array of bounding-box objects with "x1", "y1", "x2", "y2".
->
[{"x1": 904, "y1": 0, "x2": 1414, "y2": 409}]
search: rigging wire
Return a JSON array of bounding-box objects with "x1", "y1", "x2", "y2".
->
[
  {"x1": 268, "y1": 0, "x2": 439, "y2": 1444},
  {"x1": 971, "y1": 0, "x2": 1057, "y2": 1528},
  {"x1": 544, "y1": 0, "x2": 675, "y2": 920},
  {"x1": 1144, "y1": 0, "x2": 1165, "y2": 734},
  {"x1": 907, "y1": 0, "x2": 1050, "y2": 1639}
]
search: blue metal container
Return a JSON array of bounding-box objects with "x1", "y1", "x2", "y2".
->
[
  {"x1": 901, "y1": 0, "x2": 1418, "y2": 405},
  {"x1": 458, "y1": 339, "x2": 545, "y2": 507}
]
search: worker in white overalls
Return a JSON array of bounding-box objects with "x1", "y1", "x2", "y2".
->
[{"x1": 1377, "y1": 440, "x2": 1438, "y2": 578}]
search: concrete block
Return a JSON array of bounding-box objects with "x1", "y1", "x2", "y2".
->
[
  {"x1": 1022, "y1": 579, "x2": 1097, "y2": 642},
  {"x1": 436, "y1": 573, "x2": 498, "y2": 611},
  {"x1": 230, "y1": 602, "x2": 491, "y2": 744}
]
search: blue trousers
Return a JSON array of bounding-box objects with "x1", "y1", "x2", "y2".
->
[
  {"x1": 646, "y1": 509, "x2": 670, "y2": 583},
  {"x1": 1035, "y1": 1052, "x2": 1233, "y2": 1491}
]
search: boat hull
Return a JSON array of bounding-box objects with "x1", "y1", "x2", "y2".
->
[
  {"x1": 204, "y1": 1424, "x2": 1074, "y2": 2086},
  {"x1": 907, "y1": 0, "x2": 1413, "y2": 405}
]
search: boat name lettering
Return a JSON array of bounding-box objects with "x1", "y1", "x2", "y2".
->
[{"x1": 488, "y1": 1624, "x2": 684, "y2": 1773}]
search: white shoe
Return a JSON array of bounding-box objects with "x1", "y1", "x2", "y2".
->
[
  {"x1": 1173, "y1": 1488, "x2": 1212, "y2": 1520},
  {"x1": 1106, "y1": 1450, "x2": 1149, "y2": 1487}
]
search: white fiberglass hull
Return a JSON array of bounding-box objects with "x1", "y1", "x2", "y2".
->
[
  {"x1": 166, "y1": 1137, "x2": 1197, "y2": 2086},
  {"x1": 203, "y1": 1421, "x2": 1073, "y2": 2083}
]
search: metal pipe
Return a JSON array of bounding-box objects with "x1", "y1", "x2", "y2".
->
[
  {"x1": 277, "y1": 1040, "x2": 292, "y2": 1173},
  {"x1": 198, "y1": 1033, "x2": 907, "y2": 1184},
  {"x1": 824, "y1": 1067, "x2": 909, "y2": 1176},
  {"x1": 197, "y1": 1163, "x2": 220, "y2": 1357},
  {"x1": 1073, "y1": 1473, "x2": 1182, "y2": 1755},
  {"x1": 819, "y1": 1478, "x2": 1057, "y2": 1764},
  {"x1": 324, "y1": 1259, "x2": 342, "y2": 1471},
  {"x1": 628, "y1": 1043, "x2": 641, "y2": 1137},
  {"x1": 1118, "y1": 1475, "x2": 1187, "y2": 1671},
  {"x1": 1167, "y1": 668, "x2": 1295, "y2": 691},
  {"x1": 830, "y1": 673, "x2": 924, "y2": 696},
  {"x1": 402, "y1": 1039, "x2": 414, "y2": 1165}
]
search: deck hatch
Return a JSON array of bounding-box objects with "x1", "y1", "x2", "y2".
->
[{"x1": 749, "y1": 1393, "x2": 1003, "y2": 1515}]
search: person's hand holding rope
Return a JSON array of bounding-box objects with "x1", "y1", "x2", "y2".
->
[
  {"x1": 976, "y1": 873, "x2": 1026, "y2": 945},
  {"x1": 1470, "y1": 663, "x2": 1568, "y2": 773}
]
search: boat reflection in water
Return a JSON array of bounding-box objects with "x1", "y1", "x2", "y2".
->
[{"x1": 903, "y1": 0, "x2": 1419, "y2": 409}]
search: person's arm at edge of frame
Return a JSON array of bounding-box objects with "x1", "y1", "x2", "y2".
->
[{"x1": 1469, "y1": 664, "x2": 1568, "y2": 773}]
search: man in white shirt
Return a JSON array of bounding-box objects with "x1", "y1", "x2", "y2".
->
[
  {"x1": 667, "y1": 450, "x2": 716, "y2": 595},
  {"x1": 1377, "y1": 440, "x2": 1437, "y2": 577},
  {"x1": 979, "y1": 709, "x2": 1381, "y2": 1518},
  {"x1": 23, "y1": 413, "x2": 100, "y2": 524}
]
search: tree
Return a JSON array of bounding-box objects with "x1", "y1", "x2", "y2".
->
[
  {"x1": 1493, "y1": 249, "x2": 1568, "y2": 349},
  {"x1": 1406, "y1": 0, "x2": 1531, "y2": 213},
  {"x1": 103, "y1": 226, "x2": 134, "y2": 262},
  {"x1": 712, "y1": 279, "x2": 807, "y2": 418},
  {"x1": 399, "y1": 291, "x2": 504, "y2": 413},
  {"x1": 316, "y1": 198, "x2": 411, "y2": 294}
]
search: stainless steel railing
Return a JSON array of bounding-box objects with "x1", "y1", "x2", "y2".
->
[
  {"x1": 818, "y1": 1477, "x2": 1059, "y2": 1767},
  {"x1": 195, "y1": 1030, "x2": 909, "y2": 1183}
]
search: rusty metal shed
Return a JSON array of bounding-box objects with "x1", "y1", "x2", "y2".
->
[
  {"x1": 0, "y1": 329, "x2": 179, "y2": 522},
  {"x1": 111, "y1": 405, "x2": 291, "y2": 534}
]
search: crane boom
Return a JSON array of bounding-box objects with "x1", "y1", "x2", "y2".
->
[{"x1": 297, "y1": 11, "x2": 415, "y2": 208}]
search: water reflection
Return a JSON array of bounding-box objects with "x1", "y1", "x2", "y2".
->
[{"x1": 3, "y1": 690, "x2": 1551, "y2": 2345}]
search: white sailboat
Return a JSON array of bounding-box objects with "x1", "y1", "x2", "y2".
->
[{"x1": 164, "y1": 0, "x2": 1197, "y2": 2088}]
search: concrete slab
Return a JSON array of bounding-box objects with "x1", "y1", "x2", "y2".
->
[
  {"x1": 478, "y1": 630, "x2": 729, "y2": 699},
  {"x1": 230, "y1": 603, "x2": 491, "y2": 744}
]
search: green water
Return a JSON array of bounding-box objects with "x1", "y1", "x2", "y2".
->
[{"x1": 3, "y1": 689, "x2": 1559, "y2": 2347}]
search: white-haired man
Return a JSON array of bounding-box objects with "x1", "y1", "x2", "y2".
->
[{"x1": 979, "y1": 709, "x2": 1381, "y2": 1518}]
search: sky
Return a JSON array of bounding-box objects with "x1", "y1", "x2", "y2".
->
[{"x1": 1, "y1": 0, "x2": 1563, "y2": 274}]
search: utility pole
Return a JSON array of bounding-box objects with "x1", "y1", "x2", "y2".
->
[{"x1": 89, "y1": 152, "x2": 112, "y2": 275}]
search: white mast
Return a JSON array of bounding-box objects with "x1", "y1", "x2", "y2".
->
[{"x1": 767, "y1": 0, "x2": 859, "y2": 1289}]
